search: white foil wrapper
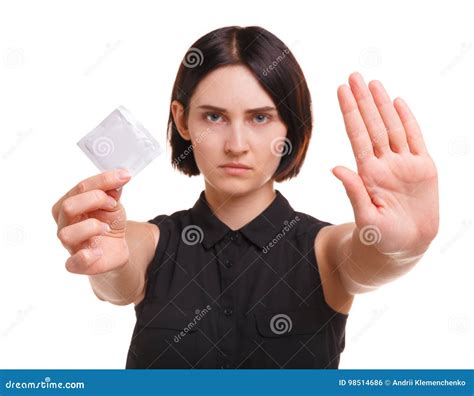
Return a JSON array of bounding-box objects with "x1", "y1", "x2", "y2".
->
[{"x1": 77, "y1": 106, "x2": 162, "y2": 177}]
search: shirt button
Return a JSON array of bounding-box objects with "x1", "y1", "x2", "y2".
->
[
  {"x1": 224, "y1": 259, "x2": 233, "y2": 268},
  {"x1": 223, "y1": 307, "x2": 233, "y2": 316}
]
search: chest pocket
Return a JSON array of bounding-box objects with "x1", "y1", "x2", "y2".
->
[
  {"x1": 131, "y1": 300, "x2": 202, "y2": 368},
  {"x1": 242, "y1": 307, "x2": 335, "y2": 368}
]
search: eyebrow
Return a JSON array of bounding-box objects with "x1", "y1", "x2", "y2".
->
[{"x1": 197, "y1": 104, "x2": 277, "y2": 113}]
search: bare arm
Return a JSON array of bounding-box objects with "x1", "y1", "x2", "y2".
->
[
  {"x1": 322, "y1": 222, "x2": 430, "y2": 295},
  {"x1": 88, "y1": 220, "x2": 159, "y2": 306}
]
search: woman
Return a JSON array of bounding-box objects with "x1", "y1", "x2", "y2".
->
[{"x1": 51, "y1": 26, "x2": 439, "y2": 369}]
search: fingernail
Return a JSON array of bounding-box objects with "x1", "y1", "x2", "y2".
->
[
  {"x1": 118, "y1": 169, "x2": 131, "y2": 180},
  {"x1": 103, "y1": 223, "x2": 111, "y2": 233},
  {"x1": 107, "y1": 197, "x2": 117, "y2": 208},
  {"x1": 91, "y1": 248, "x2": 103, "y2": 257}
]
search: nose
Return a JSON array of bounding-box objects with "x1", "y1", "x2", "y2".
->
[{"x1": 224, "y1": 122, "x2": 249, "y2": 155}]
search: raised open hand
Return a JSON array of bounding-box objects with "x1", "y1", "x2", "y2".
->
[{"x1": 332, "y1": 72, "x2": 439, "y2": 255}]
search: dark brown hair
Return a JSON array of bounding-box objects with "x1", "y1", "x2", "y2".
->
[{"x1": 168, "y1": 25, "x2": 313, "y2": 182}]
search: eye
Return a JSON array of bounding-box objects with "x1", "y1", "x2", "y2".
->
[
  {"x1": 204, "y1": 112, "x2": 224, "y2": 123},
  {"x1": 253, "y1": 114, "x2": 271, "y2": 124}
]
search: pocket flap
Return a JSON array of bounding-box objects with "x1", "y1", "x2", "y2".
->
[{"x1": 254, "y1": 308, "x2": 329, "y2": 337}]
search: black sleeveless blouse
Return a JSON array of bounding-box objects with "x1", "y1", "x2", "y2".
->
[{"x1": 126, "y1": 190, "x2": 349, "y2": 369}]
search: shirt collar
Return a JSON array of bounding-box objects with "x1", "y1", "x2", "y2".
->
[{"x1": 189, "y1": 189, "x2": 296, "y2": 250}]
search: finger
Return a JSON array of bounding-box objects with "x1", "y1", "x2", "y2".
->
[
  {"x1": 105, "y1": 186, "x2": 123, "y2": 202},
  {"x1": 65, "y1": 247, "x2": 104, "y2": 275},
  {"x1": 348, "y1": 72, "x2": 391, "y2": 156},
  {"x1": 337, "y1": 84, "x2": 376, "y2": 164},
  {"x1": 368, "y1": 80, "x2": 410, "y2": 153},
  {"x1": 52, "y1": 168, "x2": 131, "y2": 223},
  {"x1": 393, "y1": 97, "x2": 428, "y2": 155},
  {"x1": 331, "y1": 166, "x2": 375, "y2": 223},
  {"x1": 57, "y1": 218, "x2": 110, "y2": 254},
  {"x1": 58, "y1": 189, "x2": 119, "y2": 229}
]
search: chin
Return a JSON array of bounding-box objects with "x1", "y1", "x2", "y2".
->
[{"x1": 205, "y1": 176, "x2": 260, "y2": 197}]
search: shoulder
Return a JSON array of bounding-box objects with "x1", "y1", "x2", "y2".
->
[{"x1": 146, "y1": 209, "x2": 191, "y2": 250}]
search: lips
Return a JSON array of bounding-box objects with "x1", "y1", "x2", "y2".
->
[{"x1": 220, "y1": 163, "x2": 251, "y2": 169}]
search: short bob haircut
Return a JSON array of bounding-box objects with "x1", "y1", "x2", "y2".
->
[{"x1": 168, "y1": 25, "x2": 313, "y2": 182}]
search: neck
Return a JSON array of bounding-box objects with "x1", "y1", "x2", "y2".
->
[{"x1": 203, "y1": 182, "x2": 277, "y2": 231}]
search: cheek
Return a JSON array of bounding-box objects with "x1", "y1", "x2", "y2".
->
[
  {"x1": 255, "y1": 127, "x2": 287, "y2": 163},
  {"x1": 252, "y1": 140, "x2": 282, "y2": 175},
  {"x1": 190, "y1": 134, "x2": 221, "y2": 168}
]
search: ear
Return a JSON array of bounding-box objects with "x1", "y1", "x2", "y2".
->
[{"x1": 171, "y1": 100, "x2": 191, "y2": 141}]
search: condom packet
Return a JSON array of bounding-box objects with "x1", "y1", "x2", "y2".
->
[{"x1": 77, "y1": 106, "x2": 162, "y2": 177}]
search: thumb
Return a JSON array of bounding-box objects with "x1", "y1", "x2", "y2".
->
[{"x1": 331, "y1": 166, "x2": 372, "y2": 218}]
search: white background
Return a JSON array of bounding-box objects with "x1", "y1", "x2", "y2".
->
[{"x1": 0, "y1": 0, "x2": 472, "y2": 369}]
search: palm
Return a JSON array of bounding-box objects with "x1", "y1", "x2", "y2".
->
[{"x1": 333, "y1": 72, "x2": 439, "y2": 255}]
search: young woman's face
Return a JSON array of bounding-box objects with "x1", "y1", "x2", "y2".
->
[{"x1": 173, "y1": 65, "x2": 288, "y2": 197}]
